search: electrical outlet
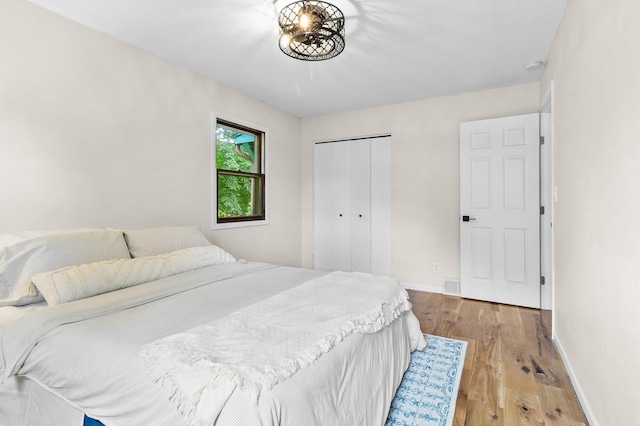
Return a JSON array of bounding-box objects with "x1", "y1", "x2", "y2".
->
[{"x1": 433, "y1": 263, "x2": 440, "y2": 273}]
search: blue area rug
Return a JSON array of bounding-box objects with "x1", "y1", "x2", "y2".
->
[{"x1": 386, "y1": 334, "x2": 467, "y2": 426}]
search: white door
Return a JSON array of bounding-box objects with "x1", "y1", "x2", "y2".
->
[
  {"x1": 350, "y1": 139, "x2": 372, "y2": 273},
  {"x1": 460, "y1": 114, "x2": 540, "y2": 308},
  {"x1": 369, "y1": 137, "x2": 392, "y2": 276},
  {"x1": 314, "y1": 141, "x2": 352, "y2": 272},
  {"x1": 314, "y1": 137, "x2": 391, "y2": 276}
]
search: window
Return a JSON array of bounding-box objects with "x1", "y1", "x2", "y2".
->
[{"x1": 214, "y1": 118, "x2": 266, "y2": 226}]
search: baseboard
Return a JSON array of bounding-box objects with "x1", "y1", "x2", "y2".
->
[
  {"x1": 401, "y1": 282, "x2": 442, "y2": 294},
  {"x1": 552, "y1": 332, "x2": 599, "y2": 426}
]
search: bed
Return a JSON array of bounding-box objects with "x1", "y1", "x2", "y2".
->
[{"x1": 0, "y1": 226, "x2": 426, "y2": 426}]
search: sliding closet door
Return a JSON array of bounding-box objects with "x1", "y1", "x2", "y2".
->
[
  {"x1": 314, "y1": 141, "x2": 350, "y2": 272},
  {"x1": 330, "y1": 142, "x2": 353, "y2": 272},
  {"x1": 370, "y1": 137, "x2": 391, "y2": 276},
  {"x1": 314, "y1": 136, "x2": 391, "y2": 276},
  {"x1": 313, "y1": 143, "x2": 332, "y2": 272},
  {"x1": 350, "y1": 139, "x2": 372, "y2": 273}
]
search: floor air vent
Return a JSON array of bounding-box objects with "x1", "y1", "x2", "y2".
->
[{"x1": 443, "y1": 279, "x2": 461, "y2": 296}]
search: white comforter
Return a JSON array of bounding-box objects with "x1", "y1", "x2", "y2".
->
[{"x1": 0, "y1": 262, "x2": 425, "y2": 426}]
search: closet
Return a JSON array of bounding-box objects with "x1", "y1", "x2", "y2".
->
[{"x1": 313, "y1": 136, "x2": 391, "y2": 276}]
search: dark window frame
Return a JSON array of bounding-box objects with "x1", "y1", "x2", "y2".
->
[{"x1": 215, "y1": 118, "x2": 266, "y2": 225}]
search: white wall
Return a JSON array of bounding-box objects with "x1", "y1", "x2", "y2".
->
[
  {"x1": 5, "y1": 0, "x2": 635, "y2": 423},
  {"x1": 0, "y1": 0, "x2": 302, "y2": 267},
  {"x1": 301, "y1": 84, "x2": 540, "y2": 288},
  {"x1": 540, "y1": 0, "x2": 640, "y2": 424}
]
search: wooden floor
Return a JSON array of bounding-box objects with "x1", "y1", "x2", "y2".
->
[{"x1": 408, "y1": 290, "x2": 588, "y2": 426}]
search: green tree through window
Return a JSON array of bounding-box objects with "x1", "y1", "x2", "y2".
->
[{"x1": 215, "y1": 119, "x2": 265, "y2": 222}]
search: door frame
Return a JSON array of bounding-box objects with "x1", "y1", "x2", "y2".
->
[{"x1": 540, "y1": 82, "x2": 555, "y2": 314}]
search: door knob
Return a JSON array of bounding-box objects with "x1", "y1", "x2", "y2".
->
[{"x1": 462, "y1": 215, "x2": 476, "y2": 222}]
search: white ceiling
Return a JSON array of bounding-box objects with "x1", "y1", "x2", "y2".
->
[{"x1": 29, "y1": 0, "x2": 567, "y2": 118}]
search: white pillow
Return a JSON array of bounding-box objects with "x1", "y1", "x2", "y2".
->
[
  {"x1": 0, "y1": 230, "x2": 131, "y2": 306},
  {"x1": 32, "y1": 246, "x2": 236, "y2": 306},
  {"x1": 122, "y1": 226, "x2": 213, "y2": 258}
]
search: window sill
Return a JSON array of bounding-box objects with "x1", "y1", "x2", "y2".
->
[{"x1": 212, "y1": 218, "x2": 269, "y2": 230}]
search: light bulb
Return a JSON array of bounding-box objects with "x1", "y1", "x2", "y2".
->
[
  {"x1": 299, "y1": 13, "x2": 310, "y2": 29},
  {"x1": 279, "y1": 32, "x2": 292, "y2": 49}
]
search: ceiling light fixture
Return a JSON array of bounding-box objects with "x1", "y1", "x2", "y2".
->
[{"x1": 278, "y1": 1, "x2": 345, "y2": 61}]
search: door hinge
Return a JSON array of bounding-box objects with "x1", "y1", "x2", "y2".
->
[
  {"x1": 540, "y1": 276, "x2": 546, "y2": 285},
  {"x1": 540, "y1": 206, "x2": 545, "y2": 215},
  {"x1": 540, "y1": 136, "x2": 545, "y2": 145}
]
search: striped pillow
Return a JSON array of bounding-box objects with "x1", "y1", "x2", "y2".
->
[{"x1": 32, "y1": 245, "x2": 235, "y2": 306}]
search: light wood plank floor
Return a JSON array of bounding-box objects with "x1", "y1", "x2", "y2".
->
[{"x1": 408, "y1": 290, "x2": 589, "y2": 426}]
